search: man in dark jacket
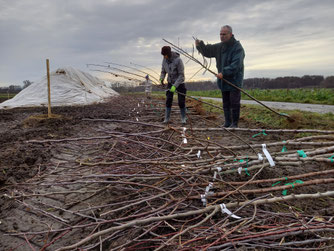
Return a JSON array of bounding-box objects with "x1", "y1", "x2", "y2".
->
[
  {"x1": 160, "y1": 46, "x2": 187, "y2": 124},
  {"x1": 195, "y1": 25, "x2": 245, "y2": 128}
]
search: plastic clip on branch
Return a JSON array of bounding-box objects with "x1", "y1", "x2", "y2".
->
[
  {"x1": 201, "y1": 182, "x2": 214, "y2": 207},
  {"x1": 258, "y1": 153, "x2": 263, "y2": 160},
  {"x1": 220, "y1": 203, "x2": 241, "y2": 219}
]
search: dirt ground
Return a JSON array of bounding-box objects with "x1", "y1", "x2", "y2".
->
[{"x1": 0, "y1": 95, "x2": 333, "y2": 250}]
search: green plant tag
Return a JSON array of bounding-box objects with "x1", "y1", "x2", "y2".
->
[{"x1": 297, "y1": 150, "x2": 307, "y2": 158}]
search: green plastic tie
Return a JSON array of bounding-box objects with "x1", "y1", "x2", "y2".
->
[
  {"x1": 297, "y1": 150, "x2": 307, "y2": 158},
  {"x1": 272, "y1": 177, "x2": 287, "y2": 187},
  {"x1": 329, "y1": 155, "x2": 334, "y2": 163},
  {"x1": 281, "y1": 141, "x2": 287, "y2": 152},
  {"x1": 280, "y1": 112, "x2": 289, "y2": 116},
  {"x1": 282, "y1": 180, "x2": 304, "y2": 196},
  {"x1": 252, "y1": 129, "x2": 267, "y2": 138},
  {"x1": 272, "y1": 181, "x2": 281, "y2": 187},
  {"x1": 244, "y1": 168, "x2": 250, "y2": 176}
]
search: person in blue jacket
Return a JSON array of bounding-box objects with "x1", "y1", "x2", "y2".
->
[{"x1": 195, "y1": 25, "x2": 245, "y2": 128}]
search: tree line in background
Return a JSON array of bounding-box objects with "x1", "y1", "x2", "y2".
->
[
  {"x1": 1, "y1": 75, "x2": 333, "y2": 94},
  {"x1": 113, "y1": 75, "x2": 334, "y2": 93},
  {"x1": 0, "y1": 80, "x2": 33, "y2": 94}
]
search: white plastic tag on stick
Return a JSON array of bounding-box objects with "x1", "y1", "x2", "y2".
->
[
  {"x1": 215, "y1": 167, "x2": 222, "y2": 172},
  {"x1": 262, "y1": 144, "x2": 275, "y2": 167},
  {"x1": 201, "y1": 194, "x2": 207, "y2": 206},
  {"x1": 182, "y1": 127, "x2": 187, "y2": 144},
  {"x1": 238, "y1": 167, "x2": 242, "y2": 175},
  {"x1": 213, "y1": 167, "x2": 222, "y2": 179}
]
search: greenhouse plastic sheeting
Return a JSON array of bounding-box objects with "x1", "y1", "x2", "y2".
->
[{"x1": 0, "y1": 67, "x2": 119, "y2": 109}]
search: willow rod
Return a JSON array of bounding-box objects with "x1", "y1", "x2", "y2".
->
[
  {"x1": 130, "y1": 61, "x2": 160, "y2": 78},
  {"x1": 105, "y1": 61, "x2": 160, "y2": 83},
  {"x1": 90, "y1": 69, "x2": 142, "y2": 83},
  {"x1": 56, "y1": 191, "x2": 334, "y2": 251},
  {"x1": 87, "y1": 63, "x2": 146, "y2": 82}
]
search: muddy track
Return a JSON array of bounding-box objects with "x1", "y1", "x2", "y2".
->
[{"x1": 0, "y1": 95, "x2": 333, "y2": 250}]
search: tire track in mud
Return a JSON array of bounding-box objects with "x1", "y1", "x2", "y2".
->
[{"x1": 0, "y1": 121, "x2": 122, "y2": 250}]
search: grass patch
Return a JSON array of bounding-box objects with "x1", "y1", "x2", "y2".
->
[
  {"x1": 0, "y1": 93, "x2": 16, "y2": 98},
  {"x1": 243, "y1": 105, "x2": 334, "y2": 130},
  {"x1": 187, "y1": 90, "x2": 222, "y2": 98},
  {"x1": 0, "y1": 93, "x2": 16, "y2": 103},
  {"x1": 124, "y1": 92, "x2": 334, "y2": 130},
  {"x1": 186, "y1": 88, "x2": 334, "y2": 105},
  {"x1": 194, "y1": 98, "x2": 334, "y2": 130},
  {"x1": 241, "y1": 88, "x2": 334, "y2": 105}
]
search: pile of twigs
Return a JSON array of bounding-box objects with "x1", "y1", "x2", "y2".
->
[{"x1": 2, "y1": 96, "x2": 334, "y2": 250}]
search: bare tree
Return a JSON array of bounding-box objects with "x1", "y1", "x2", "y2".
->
[{"x1": 23, "y1": 80, "x2": 33, "y2": 89}]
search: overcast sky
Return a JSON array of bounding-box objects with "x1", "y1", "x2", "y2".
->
[{"x1": 1, "y1": 0, "x2": 334, "y2": 87}]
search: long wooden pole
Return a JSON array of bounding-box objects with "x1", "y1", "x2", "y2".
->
[{"x1": 46, "y1": 59, "x2": 52, "y2": 118}]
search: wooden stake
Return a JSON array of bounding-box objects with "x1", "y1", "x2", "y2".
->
[{"x1": 46, "y1": 59, "x2": 52, "y2": 117}]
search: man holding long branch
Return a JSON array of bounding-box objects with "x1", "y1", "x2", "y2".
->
[{"x1": 195, "y1": 25, "x2": 245, "y2": 128}]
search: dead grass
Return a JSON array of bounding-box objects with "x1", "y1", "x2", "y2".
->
[{"x1": 23, "y1": 113, "x2": 68, "y2": 128}]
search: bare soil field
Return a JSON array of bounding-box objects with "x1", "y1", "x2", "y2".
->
[{"x1": 0, "y1": 95, "x2": 333, "y2": 250}]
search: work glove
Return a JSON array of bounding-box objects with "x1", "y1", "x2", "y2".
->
[{"x1": 170, "y1": 85, "x2": 176, "y2": 93}]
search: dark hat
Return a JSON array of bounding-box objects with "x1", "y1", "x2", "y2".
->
[
  {"x1": 161, "y1": 46, "x2": 171, "y2": 57},
  {"x1": 145, "y1": 74, "x2": 149, "y2": 79}
]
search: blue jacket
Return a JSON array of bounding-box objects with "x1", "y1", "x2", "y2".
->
[{"x1": 196, "y1": 36, "x2": 245, "y2": 91}]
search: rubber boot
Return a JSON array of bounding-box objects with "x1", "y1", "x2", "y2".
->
[
  {"x1": 180, "y1": 107, "x2": 187, "y2": 124},
  {"x1": 230, "y1": 107, "x2": 240, "y2": 128},
  {"x1": 223, "y1": 108, "x2": 232, "y2": 128},
  {"x1": 163, "y1": 107, "x2": 171, "y2": 124}
]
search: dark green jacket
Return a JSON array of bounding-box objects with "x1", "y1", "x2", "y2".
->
[{"x1": 196, "y1": 36, "x2": 245, "y2": 91}]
